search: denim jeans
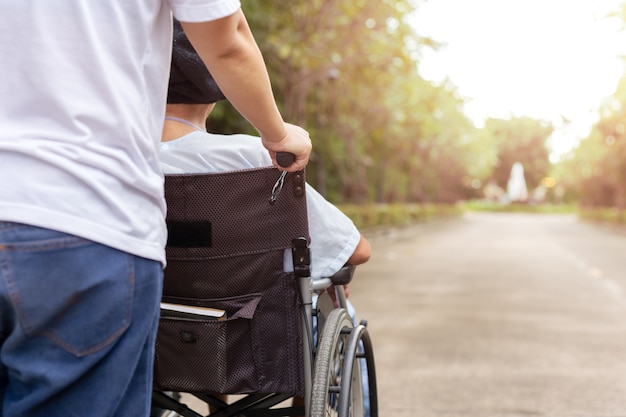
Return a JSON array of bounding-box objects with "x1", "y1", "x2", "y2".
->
[{"x1": 0, "y1": 222, "x2": 163, "y2": 417}]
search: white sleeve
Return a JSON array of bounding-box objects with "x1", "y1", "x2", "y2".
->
[
  {"x1": 170, "y1": 0, "x2": 241, "y2": 22},
  {"x1": 305, "y1": 185, "x2": 361, "y2": 280}
]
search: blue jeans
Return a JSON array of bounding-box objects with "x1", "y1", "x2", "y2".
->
[{"x1": 0, "y1": 222, "x2": 163, "y2": 417}]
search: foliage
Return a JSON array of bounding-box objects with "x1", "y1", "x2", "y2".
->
[
  {"x1": 481, "y1": 117, "x2": 553, "y2": 190},
  {"x1": 338, "y1": 202, "x2": 462, "y2": 230},
  {"x1": 560, "y1": 76, "x2": 626, "y2": 208},
  {"x1": 206, "y1": 1, "x2": 568, "y2": 207},
  {"x1": 550, "y1": 2, "x2": 626, "y2": 210},
  {"x1": 207, "y1": 0, "x2": 487, "y2": 205}
]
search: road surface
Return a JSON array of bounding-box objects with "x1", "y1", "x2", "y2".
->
[{"x1": 353, "y1": 212, "x2": 626, "y2": 417}]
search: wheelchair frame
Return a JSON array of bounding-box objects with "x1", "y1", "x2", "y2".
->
[{"x1": 151, "y1": 167, "x2": 378, "y2": 417}]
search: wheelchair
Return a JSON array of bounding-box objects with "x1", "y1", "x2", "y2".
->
[{"x1": 151, "y1": 165, "x2": 378, "y2": 417}]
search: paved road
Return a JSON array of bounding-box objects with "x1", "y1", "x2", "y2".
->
[{"x1": 353, "y1": 212, "x2": 626, "y2": 417}]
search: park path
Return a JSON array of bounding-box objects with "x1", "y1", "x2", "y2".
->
[{"x1": 353, "y1": 212, "x2": 626, "y2": 417}]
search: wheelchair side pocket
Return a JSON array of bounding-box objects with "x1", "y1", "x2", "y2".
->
[{"x1": 154, "y1": 293, "x2": 262, "y2": 393}]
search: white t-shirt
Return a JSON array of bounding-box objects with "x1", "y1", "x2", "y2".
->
[
  {"x1": 0, "y1": 1, "x2": 240, "y2": 264},
  {"x1": 159, "y1": 131, "x2": 361, "y2": 279}
]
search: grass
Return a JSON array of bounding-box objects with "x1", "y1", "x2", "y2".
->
[
  {"x1": 578, "y1": 206, "x2": 626, "y2": 225},
  {"x1": 337, "y1": 203, "x2": 463, "y2": 230},
  {"x1": 462, "y1": 200, "x2": 577, "y2": 214},
  {"x1": 338, "y1": 201, "x2": 578, "y2": 231}
]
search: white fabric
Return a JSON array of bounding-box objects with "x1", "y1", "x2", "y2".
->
[
  {"x1": 171, "y1": 0, "x2": 241, "y2": 21},
  {"x1": 0, "y1": 0, "x2": 240, "y2": 264},
  {"x1": 159, "y1": 131, "x2": 361, "y2": 279}
]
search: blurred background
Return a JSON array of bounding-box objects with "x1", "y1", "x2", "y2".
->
[{"x1": 208, "y1": 0, "x2": 626, "y2": 229}]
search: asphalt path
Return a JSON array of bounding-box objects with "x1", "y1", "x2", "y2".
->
[{"x1": 353, "y1": 212, "x2": 626, "y2": 417}]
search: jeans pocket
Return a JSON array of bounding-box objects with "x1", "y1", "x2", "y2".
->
[{"x1": 0, "y1": 230, "x2": 133, "y2": 357}]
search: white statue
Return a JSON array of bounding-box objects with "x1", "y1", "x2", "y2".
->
[{"x1": 507, "y1": 162, "x2": 528, "y2": 202}]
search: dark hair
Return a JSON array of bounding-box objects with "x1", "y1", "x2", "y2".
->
[{"x1": 167, "y1": 19, "x2": 226, "y2": 104}]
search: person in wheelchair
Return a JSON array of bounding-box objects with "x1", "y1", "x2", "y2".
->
[
  {"x1": 152, "y1": 21, "x2": 373, "y2": 417},
  {"x1": 161, "y1": 20, "x2": 372, "y2": 283}
]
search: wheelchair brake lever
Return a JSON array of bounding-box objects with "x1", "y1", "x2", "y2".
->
[
  {"x1": 269, "y1": 152, "x2": 295, "y2": 205},
  {"x1": 269, "y1": 171, "x2": 287, "y2": 205}
]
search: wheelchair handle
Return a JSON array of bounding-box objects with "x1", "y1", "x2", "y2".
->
[{"x1": 276, "y1": 152, "x2": 295, "y2": 168}]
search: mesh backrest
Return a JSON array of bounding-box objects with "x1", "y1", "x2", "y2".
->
[{"x1": 154, "y1": 167, "x2": 309, "y2": 395}]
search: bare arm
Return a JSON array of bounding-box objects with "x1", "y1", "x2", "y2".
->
[
  {"x1": 347, "y1": 234, "x2": 371, "y2": 265},
  {"x1": 180, "y1": 11, "x2": 311, "y2": 171}
]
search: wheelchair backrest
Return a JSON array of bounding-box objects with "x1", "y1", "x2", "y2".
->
[{"x1": 154, "y1": 167, "x2": 309, "y2": 395}]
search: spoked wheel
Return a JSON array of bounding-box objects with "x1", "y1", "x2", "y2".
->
[{"x1": 310, "y1": 309, "x2": 365, "y2": 417}]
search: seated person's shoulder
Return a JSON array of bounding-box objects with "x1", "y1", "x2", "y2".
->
[{"x1": 160, "y1": 131, "x2": 272, "y2": 173}]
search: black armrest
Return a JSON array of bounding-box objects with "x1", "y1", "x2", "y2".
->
[{"x1": 329, "y1": 264, "x2": 355, "y2": 286}]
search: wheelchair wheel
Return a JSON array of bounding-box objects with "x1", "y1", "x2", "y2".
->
[{"x1": 310, "y1": 308, "x2": 365, "y2": 417}]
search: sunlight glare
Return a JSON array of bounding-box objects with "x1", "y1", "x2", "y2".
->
[{"x1": 412, "y1": 0, "x2": 626, "y2": 160}]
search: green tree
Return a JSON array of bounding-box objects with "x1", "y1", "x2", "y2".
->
[
  {"x1": 208, "y1": 0, "x2": 487, "y2": 204},
  {"x1": 483, "y1": 117, "x2": 553, "y2": 191},
  {"x1": 555, "y1": 1, "x2": 626, "y2": 208},
  {"x1": 563, "y1": 77, "x2": 626, "y2": 208}
]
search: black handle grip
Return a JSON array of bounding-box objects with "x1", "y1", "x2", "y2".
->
[{"x1": 276, "y1": 152, "x2": 295, "y2": 168}]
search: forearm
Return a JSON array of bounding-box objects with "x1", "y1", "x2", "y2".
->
[{"x1": 180, "y1": 12, "x2": 285, "y2": 143}]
